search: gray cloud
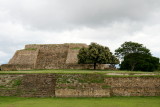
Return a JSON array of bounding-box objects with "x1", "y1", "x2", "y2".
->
[{"x1": 1, "y1": 0, "x2": 160, "y2": 30}]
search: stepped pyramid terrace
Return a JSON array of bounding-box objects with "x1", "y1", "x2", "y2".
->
[{"x1": 1, "y1": 43, "x2": 109, "y2": 71}]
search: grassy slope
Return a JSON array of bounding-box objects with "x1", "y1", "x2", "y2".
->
[
  {"x1": 0, "y1": 96, "x2": 160, "y2": 107},
  {"x1": 0, "y1": 69, "x2": 160, "y2": 77},
  {"x1": 0, "y1": 69, "x2": 159, "y2": 73}
]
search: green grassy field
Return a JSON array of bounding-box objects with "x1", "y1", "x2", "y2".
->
[
  {"x1": 0, "y1": 96, "x2": 160, "y2": 107},
  {"x1": 0, "y1": 69, "x2": 159, "y2": 74},
  {"x1": 0, "y1": 69, "x2": 160, "y2": 77}
]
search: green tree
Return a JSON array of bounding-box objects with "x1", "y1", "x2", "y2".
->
[
  {"x1": 158, "y1": 64, "x2": 160, "y2": 71},
  {"x1": 120, "y1": 53, "x2": 159, "y2": 71},
  {"x1": 115, "y1": 41, "x2": 151, "y2": 59},
  {"x1": 78, "y1": 42, "x2": 119, "y2": 70}
]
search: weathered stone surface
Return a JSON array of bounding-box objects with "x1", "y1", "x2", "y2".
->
[
  {"x1": 9, "y1": 50, "x2": 39, "y2": 65},
  {"x1": 55, "y1": 89, "x2": 110, "y2": 97},
  {"x1": 0, "y1": 74, "x2": 160, "y2": 97},
  {"x1": 1, "y1": 64, "x2": 34, "y2": 71},
  {"x1": 0, "y1": 74, "x2": 56, "y2": 97},
  {"x1": 1, "y1": 43, "x2": 109, "y2": 71},
  {"x1": 19, "y1": 74, "x2": 56, "y2": 97}
]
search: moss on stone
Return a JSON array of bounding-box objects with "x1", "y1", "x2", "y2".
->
[
  {"x1": 102, "y1": 85, "x2": 111, "y2": 89},
  {"x1": 71, "y1": 47, "x2": 81, "y2": 50},
  {"x1": 24, "y1": 48, "x2": 37, "y2": 50},
  {"x1": 12, "y1": 79, "x2": 22, "y2": 87},
  {"x1": 0, "y1": 85, "x2": 6, "y2": 88},
  {"x1": 56, "y1": 74, "x2": 105, "y2": 84}
]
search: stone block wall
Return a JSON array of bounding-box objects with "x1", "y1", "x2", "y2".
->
[
  {"x1": 19, "y1": 74, "x2": 56, "y2": 97},
  {"x1": 66, "y1": 49, "x2": 80, "y2": 64},
  {"x1": 35, "y1": 44, "x2": 69, "y2": 69},
  {"x1": 105, "y1": 77, "x2": 160, "y2": 96},
  {"x1": 0, "y1": 74, "x2": 160, "y2": 97},
  {"x1": 9, "y1": 50, "x2": 39, "y2": 65},
  {"x1": 1, "y1": 49, "x2": 38, "y2": 71},
  {"x1": 0, "y1": 74, "x2": 56, "y2": 97},
  {"x1": 63, "y1": 64, "x2": 107, "y2": 70},
  {"x1": 1, "y1": 64, "x2": 34, "y2": 71},
  {"x1": 66, "y1": 43, "x2": 88, "y2": 64}
]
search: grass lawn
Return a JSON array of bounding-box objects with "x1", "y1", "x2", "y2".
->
[
  {"x1": 0, "y1": 96, "x2": 160, "y2": 107},
  {"x1": 0, "y1": 69, "x2": 160, "y2": 77},
  {"x1": 0, "y1": 69, "x2": 159, "y2": 74}
]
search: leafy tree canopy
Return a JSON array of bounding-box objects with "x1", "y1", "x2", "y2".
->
[
  {"x1": 115, "y1": 41, "x2": 151, "y2": 59},
  {"x1": 120, "y1": 53, "x2": 159, "y2": 72},
  {"x1": 158, "y1": 64, "x2": 160, "y2": 71},
  {"x1": 78, "y1": 42, "x2": 119, "y2": 70}
]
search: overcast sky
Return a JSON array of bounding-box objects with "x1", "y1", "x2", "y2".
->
[{"x1": 0, "y1": 0, "x2": 160, "y2": 64}]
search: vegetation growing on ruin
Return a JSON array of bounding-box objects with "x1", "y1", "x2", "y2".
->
[
  {"x1": 56, "y1": 74, "x2": 105, "y2": 83},
  {"x1": 0, "y1": 78, "x2": 22, "y2": 90},
  {"x1": 12, "y1": 79, "x2": 22, "y2": 87},
  {"x1": 71, "y1": 47, "x2": 81, "y2": 50},
  {"x1": 24, "y1": 48, "x2": 37, "y2": 50},
  {"x1": 0, "y1": 86, "x2": 6, "y2": 88},
  {"x1": 101, "y1": 85, "x2": 111, "y2": 89}
]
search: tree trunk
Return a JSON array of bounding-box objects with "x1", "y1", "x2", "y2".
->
[
  {"x1": 131, "y1": 66, "x2": 134, "y2": 71},
  {"x1": 94, "y1": 63, "x2": 96, "y2": 70},
  {"x1": 131, "y1": 63, "x2": 136, "y2": 71}
]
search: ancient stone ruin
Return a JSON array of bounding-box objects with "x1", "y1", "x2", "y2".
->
[
  {"x1": 1, "y1": 43, "x2": 109, "y2": 71},
  {"x1": 1, "y1": 74, "x2": 160, "y2": 97}
]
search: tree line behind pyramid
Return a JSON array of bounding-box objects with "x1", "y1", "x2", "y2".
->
[{"x1": 0, "y1": 42, "x2": 159, "y2": 71}]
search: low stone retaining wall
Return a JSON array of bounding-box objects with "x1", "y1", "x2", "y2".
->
[
  {"x1": 1, "y1": 64, "x2": 34, "y2": 71},
  {"x1": 0, "y1": 74, "x2": 160, "y2": 97}
]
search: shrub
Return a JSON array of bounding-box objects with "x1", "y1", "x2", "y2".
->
[{"x1": 120, "y1": 53, "x2": 159, "y2": 72}]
